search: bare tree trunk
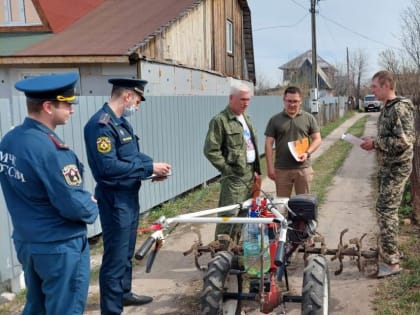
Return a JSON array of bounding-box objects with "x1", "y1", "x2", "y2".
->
[{"x1": 411, "y1": 102, "x2": 420, "y2": 224}]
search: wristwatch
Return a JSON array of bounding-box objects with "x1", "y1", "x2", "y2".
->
[{"x1": 305, "y1": 151, "x2": 311, "y2": 158}]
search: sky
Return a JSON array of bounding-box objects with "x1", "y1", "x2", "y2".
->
[{"x1": 248, "y1": 0, "x2": 412, "y2": 87}]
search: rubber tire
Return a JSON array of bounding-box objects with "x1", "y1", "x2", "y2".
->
[
  {"x1": 301, "y1": 255, "x2": 330, "y2": 315},
  {"x1": 201, "y1": 251, "x2": 242, "y2": 315}
]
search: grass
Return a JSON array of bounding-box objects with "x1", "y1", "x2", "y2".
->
[
  {"x1": 373, "y1": 183, "x2": 420, "y2": 313},
  {"x1": 131, "y1": 111, "x2": 420, "y2": 313},
  {"x1": 138, "y1": 180, "x2": 221, "y2": 228},
  {"x1": 138, "y1": 110, "x2": 357, "y2": 227},
  {"x1": 1, "y1": 113, "x2": 360, "y2": 314},
  {"x1": 5, "y1": 111, "x2": 419, "y2": 313},
  {"x1": 311, "y1": 114, "x2": 367, "y2": 204},
  {"x1": 374, "y1": 225, "x2": 420, "y2": 315},
  {"x1": 320, "y1": 110, "x2": 355, "y2": 138},
  {"x1": 0, "y1": 289, "x2": 26, "y2": 315}
]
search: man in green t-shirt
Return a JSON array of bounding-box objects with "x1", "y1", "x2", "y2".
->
[{"x1": 264, "y1": 86, "x2": 321, "y2": 197}]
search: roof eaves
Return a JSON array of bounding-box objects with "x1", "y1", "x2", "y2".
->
[
  {"x1": 315, "y1": 65, "x2": 333, "y2": 89},
  {"x1": 240, "y1": 0, "x2": 256, "y2": 84},
  {"x1": 0, "y1": 55, "x2": 128, "y2": 65}
]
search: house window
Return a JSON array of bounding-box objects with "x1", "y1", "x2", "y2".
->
[
  {"x1": 226, "y1": 20, "x2": 233, "y2": 54},
  {"x1": 0, "y1": 0, "x2": 41, "y2": 26}
]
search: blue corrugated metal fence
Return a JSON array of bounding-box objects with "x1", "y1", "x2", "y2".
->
[{"x1": 0, "y1": 94, "x2": 347, "y2": 292}]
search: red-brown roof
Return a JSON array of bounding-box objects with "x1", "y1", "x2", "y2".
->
[
  {"x1": 16, "y1": 0, "x2": 201, "y2": 56},
  {"x1": 38, "y1": 0, "x2": 104, "y2": 33}
]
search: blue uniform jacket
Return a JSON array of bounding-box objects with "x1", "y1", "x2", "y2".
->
[
  {"x1": 84, "y1": 103, "x2": 153, "y2": 190},
  {"x1": 0, "y1": 118, "x2": 99, "y2": 242}
]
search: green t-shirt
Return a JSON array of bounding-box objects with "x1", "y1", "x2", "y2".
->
[{"x1": 264, "y1": 110, "x2": 319, "y2": 169}]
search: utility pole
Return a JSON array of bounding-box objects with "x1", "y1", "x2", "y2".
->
[
  {"x1": 310, "y1": 0, "x2": 318, "y2": 90},
  {"x1": 310, "y1": 0, "x2": 319, "y2": 114}
]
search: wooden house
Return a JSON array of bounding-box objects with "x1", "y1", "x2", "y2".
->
[
  {"x1": 0, "y1": 0, "x2": 255, "y2": 99},
  {"x1": 279, "y1": 50, "x2": 336, "y2": 95}
]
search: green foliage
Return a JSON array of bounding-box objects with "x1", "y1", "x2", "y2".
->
[{"x1": 375, "y1": 227, "x2": 420, "y2": 314}]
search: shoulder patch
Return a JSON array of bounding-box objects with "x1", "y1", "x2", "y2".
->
[
  {"x1": 98, "y1": 113, "x2": 111, "y2": 125},
  {"x1": 47, "y1": 134, "x2": 68, "y2": 150},
  {"x1": 97, "y1": 136, "x2": 112, "y2": 153},
  {"x1": 62, "y1": 164, "x2": 82, "y2": 186}
]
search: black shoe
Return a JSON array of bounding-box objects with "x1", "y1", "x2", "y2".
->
[{"x1": 123, "y1": 293, "x2": 153, "y2": 306}]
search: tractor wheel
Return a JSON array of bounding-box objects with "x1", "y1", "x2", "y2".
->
[
  {"x1": 200, "y1": 251, "x2": 242, "y2": 315},
  {"x1": 301, "y1": 255, "x2": 330, "y2": 315}
]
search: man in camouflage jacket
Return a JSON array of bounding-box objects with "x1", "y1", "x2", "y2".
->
[
  {"x1": 361, "y1": 70, "x2": 415, "y2": 278},
  {"x1": 204, "y1": 84, "x2": 261, "y2": 240}
]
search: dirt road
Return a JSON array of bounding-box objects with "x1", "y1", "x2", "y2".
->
[{"x1": 84, "y1": 112, "x2": 380, "y2": 315}]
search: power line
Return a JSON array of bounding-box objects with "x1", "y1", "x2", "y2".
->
[
  {"x1": 290, "y1": 0, "x2": 308, "y2": 11},
  {"x1": 253, "y1": 13, "x2": 309, "y2": 32},
  {"x1": 253, "y1": 0, "x2": 310, "y2": 32},
  {"x1": 318, "y1": 13, "x2": 404, "y2": 51},
  {"x1": 321, "y1": 14, "x2": 339, "y2": 49}
]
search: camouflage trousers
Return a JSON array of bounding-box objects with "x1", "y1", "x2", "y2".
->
[
  {"x1": 376, "y1": 161, "x2": 412, "y2": 265},
  {"x1": 214, "y1": 164, "x2": 254, "y2": 241}
]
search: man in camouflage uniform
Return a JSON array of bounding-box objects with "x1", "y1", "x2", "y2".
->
[
  {"x1": 361, "y1": 70, "x2": 415, "y2": 278},
  {"x1": 204, "y1": 84, "x2": 261, "y2": 240}
]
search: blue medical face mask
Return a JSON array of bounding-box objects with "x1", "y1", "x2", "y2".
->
[
  {"x1": 122, "y1": 105, "x2": 135, "y2": 117},
  {"x1": 122, "y1": 96, "x2": 137, "y2": 117}
]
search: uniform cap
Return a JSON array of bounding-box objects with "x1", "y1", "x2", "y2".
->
[
  {"x1": 15, "y1": 72, "x2": 79, "y2": 104},
  {"x1": 108, "y1": 78, "x2": 148, "y2": 101}
]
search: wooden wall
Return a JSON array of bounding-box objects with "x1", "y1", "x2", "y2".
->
[
  {"x1": 212, "y1": 0, "x2": 245, "y2": 80},
  {"x1": 139, "y1": 0, "x2": 248, "y2": 81}
]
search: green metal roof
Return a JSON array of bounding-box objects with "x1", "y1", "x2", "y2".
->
[{"x1": 0, "y1": 33, "x2": 52, "y2": 56}]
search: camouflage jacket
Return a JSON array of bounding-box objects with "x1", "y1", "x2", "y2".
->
[
  {"x1": 204, "y1": 106, "x2": 261, "y2": 176},
  {"x1": 374, "y1": 97, "x2": 415, "y2": 165}
]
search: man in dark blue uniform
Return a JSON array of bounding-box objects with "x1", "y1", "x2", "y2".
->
[
  {"x1": 0, "y1": 72, "x2": 99, "y2": 314},
  {"x1": 84, "y1": 78, "x2": 171, "y2": 314}
]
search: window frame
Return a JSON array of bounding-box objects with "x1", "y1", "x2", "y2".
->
[
  {"x1": 1, "y1": 0, "x2": 41, "y2": 26},
  {"x1": 226, "y1": 19, "x2": 233, "y2": 55}
]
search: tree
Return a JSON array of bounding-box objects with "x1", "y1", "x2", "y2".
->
[
  {"x1": 255, "y1": 72, "x2": 274, "y2": 95},
  {"x1": 378, "y1": 49, "x2": 401, "y2": 74},
  {"x1": 349, "y1": 49, "x2": 368, "y2": 109},
  {"x1": 401, "y1": 0, "x2": 420, "y2": 70},
  {"x1": 332, "y1": 63, "x2": 350, "y2": 96},
  {"x1": 379, "y1": 49, "x2": 419, "y2": 99},
  {"x1": 400, "y1": 0, "x2": 420, "y2": 222}
]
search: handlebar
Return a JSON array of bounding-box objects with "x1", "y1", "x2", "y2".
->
[
  {"x1": 134, "y1": 197, "x2": 290, "y2": 272},
  {"x1": 146, "y1": 248, "x2": 158, "y2": 273},
  {"x1": 274, "y1": 220, "x2": 288, "y2": 266},
  {"x1": 274, "y1": 241, "x2": 286, "y2": 266},
  {"x1": 135, "y1": 236, "x2": 156, "y2": 260}
]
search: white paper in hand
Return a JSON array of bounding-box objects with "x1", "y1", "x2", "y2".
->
[
  {"x1": 341, "y1": 133, "x2": 364, "y2": 146},
  {"x1": 145, "y1": 170, "x2": 172, "y2": 180}
]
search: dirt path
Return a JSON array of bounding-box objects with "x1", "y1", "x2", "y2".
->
[
  {"x1": 84, "y1": 112, "x2": 380, "y2": 315},
  {"x1": 314, "y1": 113, "x2": 379, "y2": 315}
]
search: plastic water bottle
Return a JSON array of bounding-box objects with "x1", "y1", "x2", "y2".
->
[{"x1": 242, "y1": 203, "x2": 270, "y2": 276}]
